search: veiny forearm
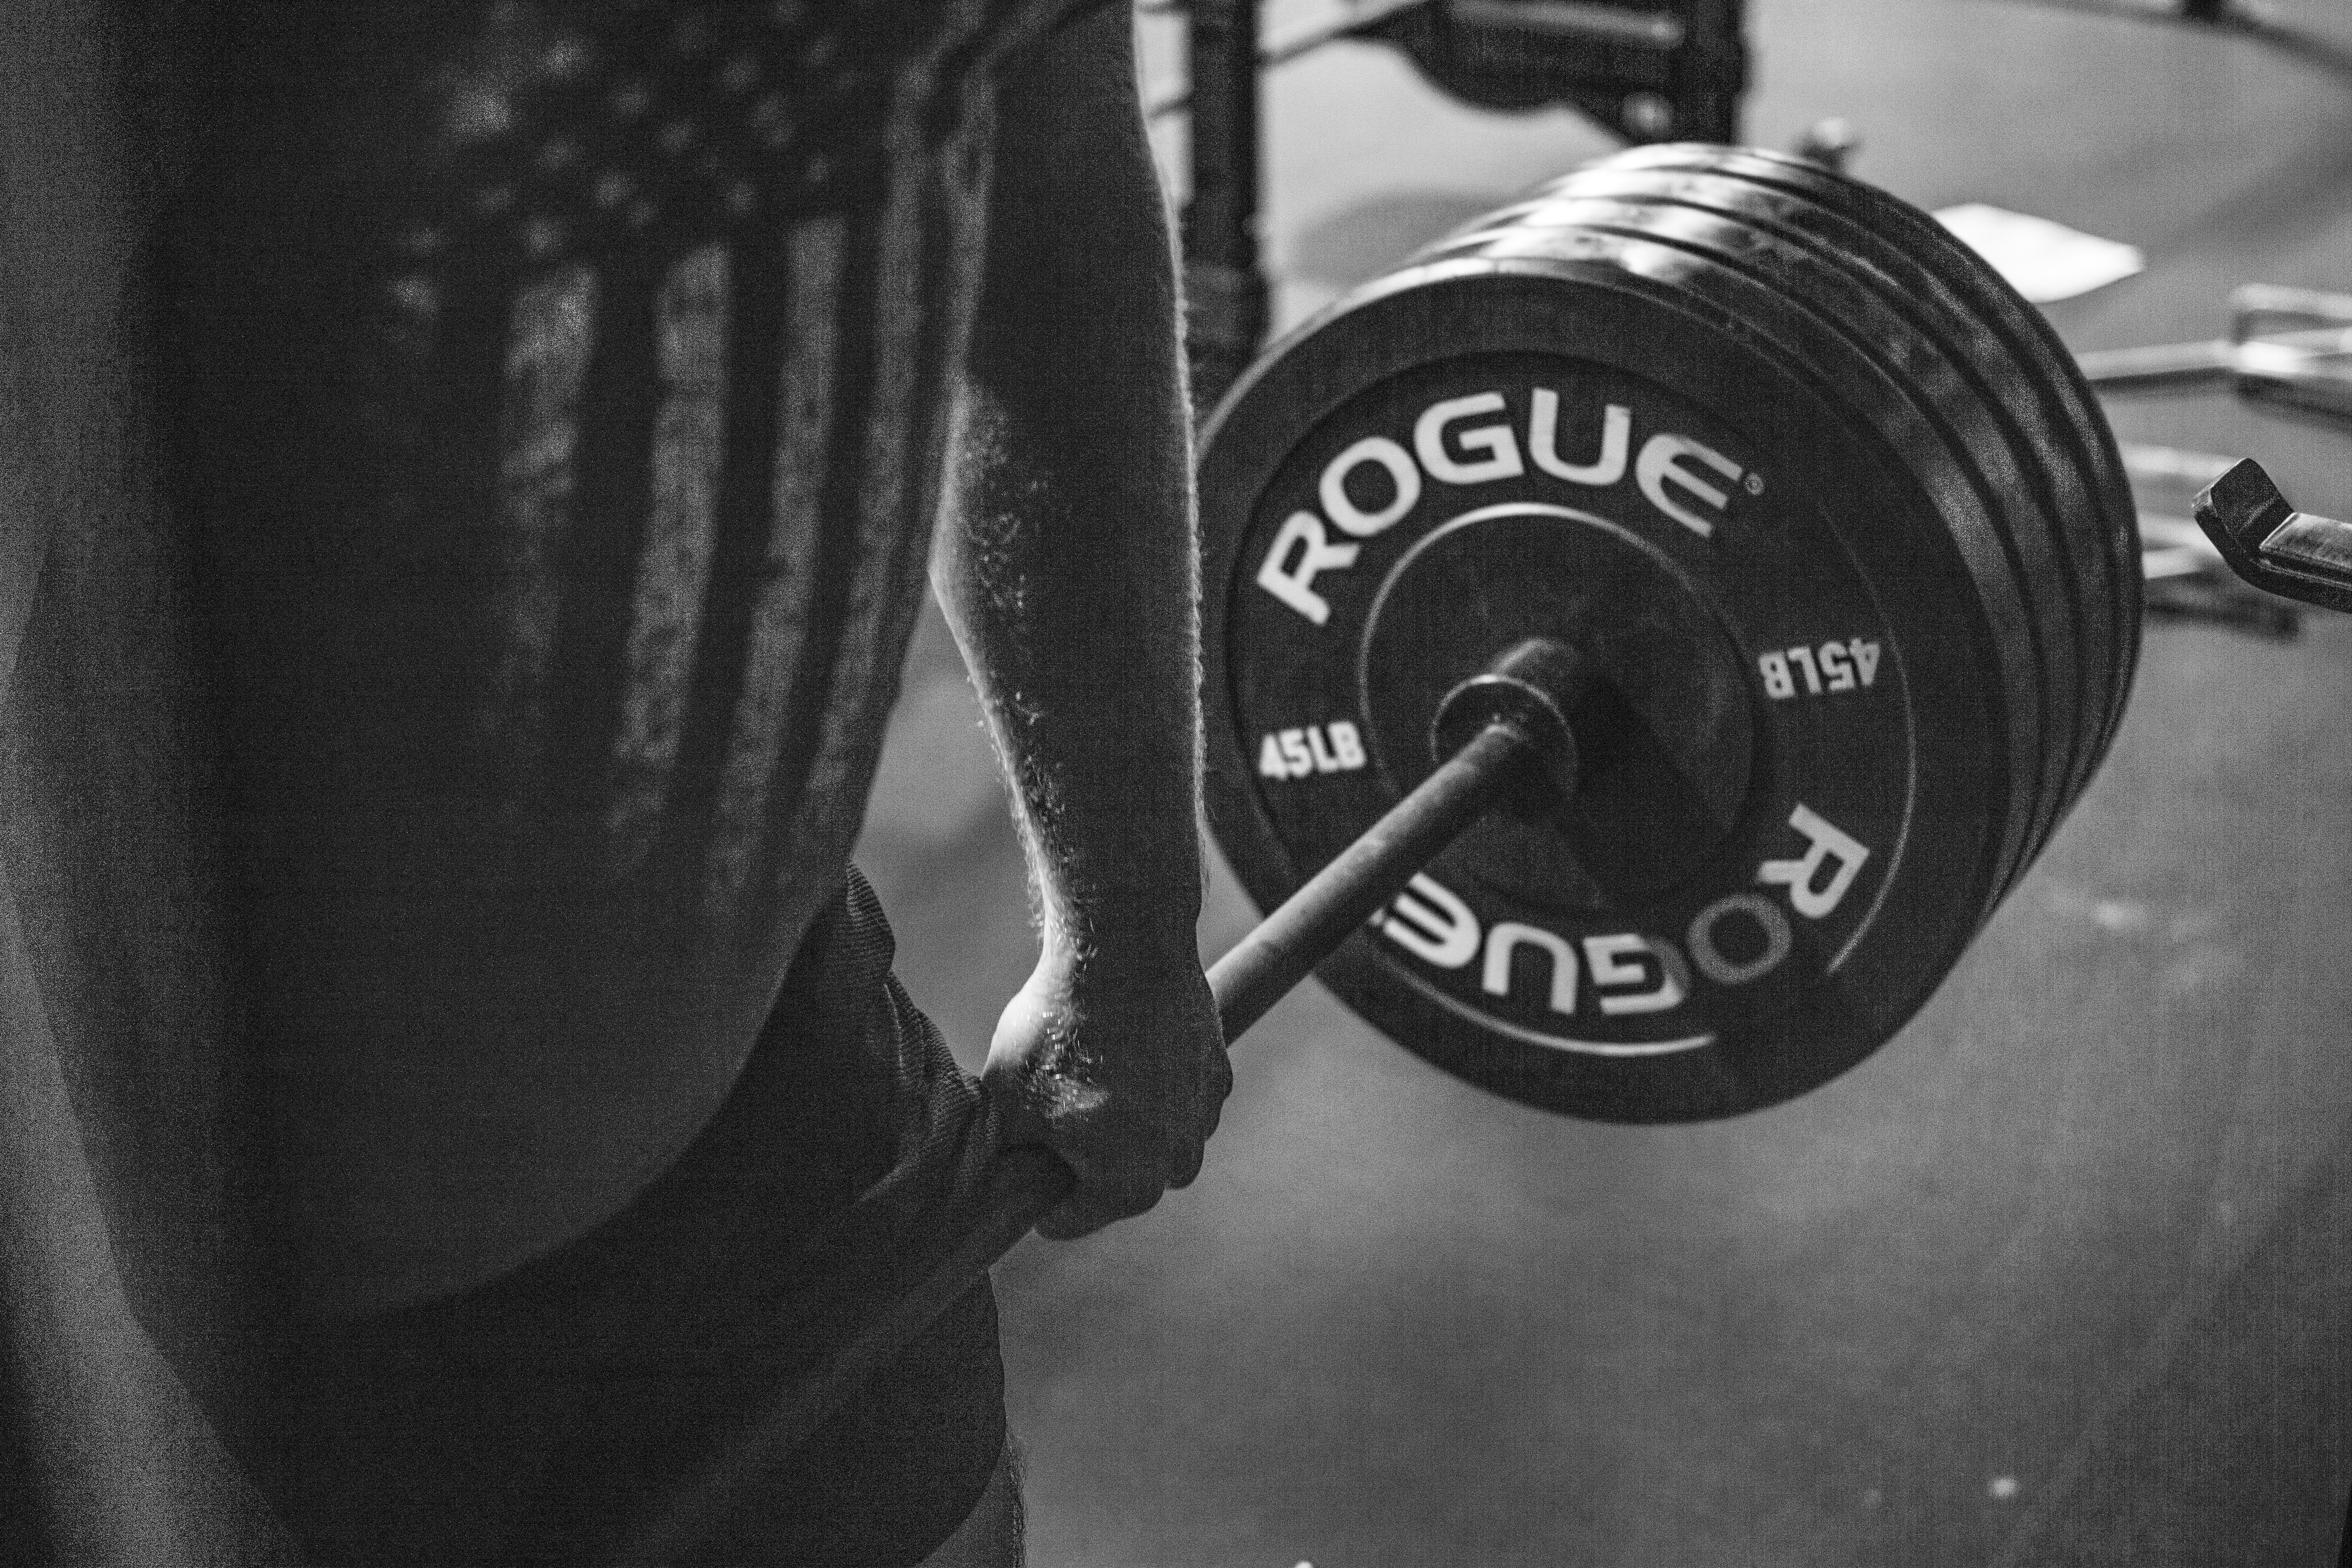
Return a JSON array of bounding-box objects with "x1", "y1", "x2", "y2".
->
[{"x1": 935, "y1": 8, "x2": 1203, "y2": 949}]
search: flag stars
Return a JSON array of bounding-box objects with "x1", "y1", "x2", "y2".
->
[
  {"x1": 750, "y1": 94, "x2": 792, "y2": 148},
  {"x1": 519, "y1": 217, "x2": 566, "y2": 260},
  {"x1": 445, "y1": 85, "x2": 515, "y2": 145},
  {"x1": 538, "y1": 34, "x2": 592, "y2": 81},
  {"x1": 387, "y1": 275, "x2": 440, "y2": 327},
  {"x1": 393, "y1": 21, "x2": 852, "y2": 270},
  {"x1": 593, "y1": 171, "x2": 636, "y2": 211},
  {"x1": 609, "y1": 81, "x2": 652, "y2": 122}
]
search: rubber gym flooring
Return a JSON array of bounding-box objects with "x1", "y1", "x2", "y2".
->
[{"x1": 852, "y1": 2, "x2": 2352, "y2": 1562}]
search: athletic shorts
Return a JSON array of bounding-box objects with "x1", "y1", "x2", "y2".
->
[{"x1": 251, "y1": 867, "x2": 1009, "y2": 1566}]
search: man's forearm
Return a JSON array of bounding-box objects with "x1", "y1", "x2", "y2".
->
[{"x1": 936, "y1": 7, "x2": 1203, "y2": 947}]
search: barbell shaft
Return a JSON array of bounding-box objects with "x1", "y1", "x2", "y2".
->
[
  {"x1": 603, "y1": 716, "x2": 1541, "y2": 1565},
  {"x1": 1208, "y1": 718, "x2": 1539, "y2": 1036}
]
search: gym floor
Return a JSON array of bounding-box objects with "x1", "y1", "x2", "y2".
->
[{"x1": 855, "y1": 3, "x2": 2352, "y2": 1563}]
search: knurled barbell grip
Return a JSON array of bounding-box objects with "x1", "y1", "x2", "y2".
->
[{"x1": 603, "y1": 716, "x2": 1549, "y2": 1566}]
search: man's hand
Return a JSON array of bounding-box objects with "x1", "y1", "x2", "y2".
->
[{"x1": 984, "y1": 926, "x2": 1229, "y2": 1238}]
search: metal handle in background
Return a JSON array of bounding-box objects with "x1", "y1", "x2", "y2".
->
[
  {"x1": 2075, "y1": 284, "x2": 2352, "y2": 423},
  {"x1": 2194, "y1": 459, "x2": 2352, "y2": 615},
  {"x1": 603, "y1": 719, "x2": 1537, "y2": 1566}
]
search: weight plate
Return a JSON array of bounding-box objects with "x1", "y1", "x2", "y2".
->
[
  {"x1": 1584, "y1": 149, "x2": 2134, "y2": 794},
  {"x1": 1201, "y1": 260, "x2": 2016, "y2": 1121},
  {"x1": 1559, "y1": 160, "x2": 2129, "y2": 827},
  {"x1": 1450, "y1": 165, "x2": 2123, "y2": 793},
  {"x1": 1422, "y1": 181, "x2": 2096, "y2": 895},
  {"x1": 1416, "y1": 207, "x2": 2062, "y2": 904},
  {"x1": 1598, "y1": 146, "x2": 2141, "y2": 784},
  {"x1": 1436, "y1": 151, "x2": 2139, "y2": 889}
]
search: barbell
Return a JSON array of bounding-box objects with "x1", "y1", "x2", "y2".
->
[
  {"x1": 607, "y1": 141, "x2": 2227, "y2": 1561},
  {"x1": 612, "y1": 142, "x2": 2352, "y2": 1563}
]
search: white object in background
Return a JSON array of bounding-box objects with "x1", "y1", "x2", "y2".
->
[{"x1": 1933, "y1": 203, "x2": 2146, "y2": 303}]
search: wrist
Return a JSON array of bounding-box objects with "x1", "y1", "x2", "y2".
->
[
  {"x1": 1035, "y1": 824, "x2": 1203, "y2": 924},
  {"x1": 1040, "y1": 883, "x2": 1203, "y2": 964}
]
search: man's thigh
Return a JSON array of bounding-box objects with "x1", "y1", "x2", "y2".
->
[
  {"x1": 256, "y1": 871, "x2": 1013, "y2": 1566},
  {"x1": 921, "y1": 1444, "x2": 1024, "y2": 1568}
]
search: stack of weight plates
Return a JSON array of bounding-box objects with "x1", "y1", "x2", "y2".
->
[{"x1": 1196, "y1": 144, "x2": 2140, "y2": 1122}]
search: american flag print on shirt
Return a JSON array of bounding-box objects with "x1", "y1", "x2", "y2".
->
[{"x1": 178, "y1": 0, "x2": 1093, "y2": 948}]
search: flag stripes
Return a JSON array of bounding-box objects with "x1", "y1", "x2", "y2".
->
[
  {"x1": 482, "y1": 265, "x2": 599, "y2": 782},
  {"x1": 606, "y1": 242, "x2": 732, "y2": 867},
  {"x1": 704, "y1": 214, "x2": 849, "y2": 908},
  {"x1": 448, "y1": 0, "x2": 1085, "y2": 924}
]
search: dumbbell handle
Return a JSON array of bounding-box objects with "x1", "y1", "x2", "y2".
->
[{"x1": 605, "y1": 717, "x2": 1541, "y2": 1565}]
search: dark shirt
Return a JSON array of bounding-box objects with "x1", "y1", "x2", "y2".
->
[{"x1": 165, "y1": 0, "x2": 1094, "y2": 1309}]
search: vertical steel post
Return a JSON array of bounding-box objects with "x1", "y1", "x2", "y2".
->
[
  {"x1": 1671, "y1": 0, "x2": 1747, "y2": 144},
  {"x1": 1183, "y1": 0, "x2": 1270, "y2": 417}
]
